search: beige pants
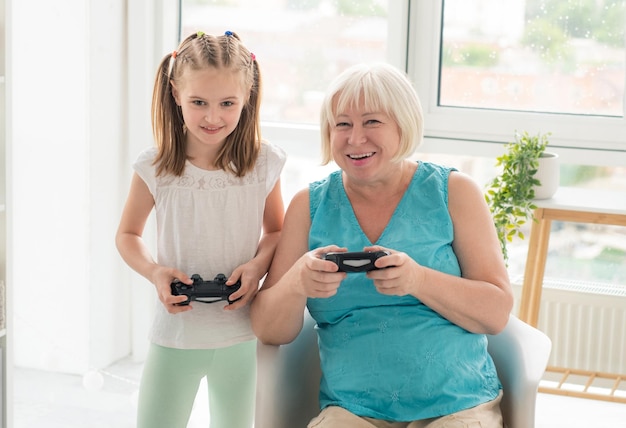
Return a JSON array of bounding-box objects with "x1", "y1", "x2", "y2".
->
[{"x1": 307, "y1": 392, "x2": 503, "y2": 428}]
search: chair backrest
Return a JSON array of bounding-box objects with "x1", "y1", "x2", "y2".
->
[
  {"x1": 255, "y1": 313, "x2": 551, "y2": 428},
  {"x1": 487, "y1": 315, "x2": 552, "y2": 428},
  {"x1": 256, "y1": 313, "x2": 321, "y2": 428}
]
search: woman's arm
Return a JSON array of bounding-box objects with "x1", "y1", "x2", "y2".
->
[
  {"x1": 250, "y1": 189, "x2": 347, "y2": 345},
  {"x1": 444, "y1": 171, "x2": 514, "y2": 332},
  {"x1": 367, "y1": 171, "x2": 513, "y2": 334}
]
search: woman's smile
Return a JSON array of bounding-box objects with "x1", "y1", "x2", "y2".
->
[{"x1": 347, "y1": 152, "x2": 375, "y2": 160}]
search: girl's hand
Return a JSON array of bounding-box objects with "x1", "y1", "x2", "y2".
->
[
  {"x1": 223, "y1": 260, "x2": 267, "y2": 311},
  {"x1": 151, "y1": 266, "x2": 194, "y2": 314}
]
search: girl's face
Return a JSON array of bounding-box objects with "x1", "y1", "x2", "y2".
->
[
  {"x1": 172, "y1": 67, "x2": 247, "y2": 155},
  {"x1": 330, "y1": 97, "x2": 402, "y2": 184}
]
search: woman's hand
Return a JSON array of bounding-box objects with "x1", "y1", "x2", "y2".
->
[
  {"x1": 364, "y1": 245, "x2": 426, "y2": 298},
  {"x1": 286, "y1": 245, "x2": 348, "y2": 299}
]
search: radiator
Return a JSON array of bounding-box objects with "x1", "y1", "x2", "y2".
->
[{"x1": 512, "y1": 277, "x2": 626, "y2": 375}]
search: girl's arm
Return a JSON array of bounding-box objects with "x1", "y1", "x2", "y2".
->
[
  {"x1": 225, "y1": 179, "x2": 285, "y2": 310},
  {"x1": 115, "y1": 172, "x2": 190, "y2": 312}
]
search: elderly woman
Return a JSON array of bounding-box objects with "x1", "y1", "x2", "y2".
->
[{"x1": 250, "y1": 63, "x2": 513, "y2": 428}]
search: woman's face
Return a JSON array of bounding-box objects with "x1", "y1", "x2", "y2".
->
[{"x1": 330, "y1": 97, "x2": 402, "y2": 184}]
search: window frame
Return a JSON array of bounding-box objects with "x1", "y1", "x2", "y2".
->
[
  {"x1": 407, "y1": 0, "x2": 626, "y2": 166},
  {"x1": 175, "y1": 0, "x2": 626, "y2": 167},
  {"x1": 259, "y1": 0, "x2": 411, "y2": 160}
]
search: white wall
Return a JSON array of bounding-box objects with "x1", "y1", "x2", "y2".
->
[
  {"x1": 87, "y1": 0, "x2": 131, "y2": 371},
  {"x1": 8, "y1": 0, "x2": 166, "y2": 374},
  {"x1": 124, "y1": 0, "x2": 179, "y2": 363}
]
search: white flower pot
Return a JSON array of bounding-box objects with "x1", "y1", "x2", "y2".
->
[{"x1": 534, "y1": 152, "x2": 560, "y2": 199}]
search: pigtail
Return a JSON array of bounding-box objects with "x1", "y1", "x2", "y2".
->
[
  {"x1": 249, "y1": 56, "x2": 262, "y2": 141},
  {"x1": 151, "y1": 52, "x2": 187, "y2": 176}
]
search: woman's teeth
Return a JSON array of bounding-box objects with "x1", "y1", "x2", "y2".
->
[{"x1": 349, "y1": 152, "x2": 374, "y2": 159}]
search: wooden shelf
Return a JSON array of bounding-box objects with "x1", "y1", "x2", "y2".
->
[
  {"x1": 520, "y1": 186, "x2": 626, "y2": 403},
  {"x1": 540, "y1": 366, "x2": 626, "y2": 404}
]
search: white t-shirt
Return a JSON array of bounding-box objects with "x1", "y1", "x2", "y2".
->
[{"x1": 133, "y1": 142, "x2": 286, "y2": 349}]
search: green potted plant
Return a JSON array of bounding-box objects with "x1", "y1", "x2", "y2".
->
[{"x1": 485, "y1": 131, "x2": 555, "y2": 263}]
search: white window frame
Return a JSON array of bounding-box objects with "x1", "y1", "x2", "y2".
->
[
  {"x1": 260, "y1": 1, "x2": 411, "y2": 161},
  {"x1": 174, "y1": 0, "x2": 626, "y2": 166},
  {"x1": 408, "y1": 0, "x2": 626, "y2": 166}
]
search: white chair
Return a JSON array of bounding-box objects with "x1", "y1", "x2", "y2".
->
[
  {"x1": 486, "y1": 314, "x2": 552, "y2": 428},
  {"x1": 256, "y1": 311, "x2": 552, "y2": 428}
]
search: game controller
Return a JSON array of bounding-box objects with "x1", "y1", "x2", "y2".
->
[
  {"x1": 170, "y1": 273, "x2": 241, "y2": 305},
  {"x1": 322, "y1": 250, "x2": 391, "y2": 272}
]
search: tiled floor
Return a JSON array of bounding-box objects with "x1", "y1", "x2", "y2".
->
[{"x1": 12, "y1": 357, "x2": 626, "y2": 427}]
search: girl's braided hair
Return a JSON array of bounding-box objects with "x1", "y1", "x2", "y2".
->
[{"x1": 151, "y1": 31, "x2": 261, "y2": 177}]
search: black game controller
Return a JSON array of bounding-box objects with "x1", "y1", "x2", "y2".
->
[
  {"x1": 322, "y1": 250, "x2": 391, "y2": 272},
  {"x1": 170, "y1": 273, "x2": 241, "y2": 305}
]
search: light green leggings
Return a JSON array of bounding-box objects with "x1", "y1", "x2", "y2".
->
[{"x1": 136, "y1": 340, "x2": 256, "y2": 428}]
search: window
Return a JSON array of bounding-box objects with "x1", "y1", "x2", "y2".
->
[
  {"x1": 178, "y1": 0, "x2": 626, "y2": 288},
  {"x1": 179, "y1": 0, "x2": 402, "y2": 200},
  {"x1": 180, "y1": 0, "x2": 396, "y2": 125},
  {"x1": 409, "y1": 1, "x2": 626, "y2": 162},
  {"x1": 440, "y1": 0, "x2": 625, "y2": 117},
  {"x1": 410, "y1": 1, "x2": 626, "y2": 286},
  {"x1": 179, "y1": 1, "x2": 626, "y2": 163}
]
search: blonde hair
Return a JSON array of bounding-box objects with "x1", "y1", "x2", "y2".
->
[
  {"x1": 151, "y1": 31, "x2": 261, "y2": 177},
  {"x1": 319, "y1": 63, "x2": 423, "y2": 165}
]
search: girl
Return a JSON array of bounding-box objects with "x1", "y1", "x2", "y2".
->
[{"x1": 116, "y1": 31, "x2": 286, "y2": 428}]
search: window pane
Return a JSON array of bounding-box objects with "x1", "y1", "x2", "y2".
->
[
  {"x1": 180, "y1": 0, "x2": 390, "y2": 125},
  {"x1": 440, "y1": 0, "x2": 626, "y2": 117}
]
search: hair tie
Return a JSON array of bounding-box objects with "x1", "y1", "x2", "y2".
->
[
  {"x1": 196, "y1": 31, "x2": 205, "y2": 38},
  {"x1": 250, "y1": 52, "x2": 256, "y2": 61},
  {"x1": 225, "y1": 30, "x2": 233, "y2": 36},
  {"x1": 172, "y1": 50, "x2": 178, "y2": 59}
]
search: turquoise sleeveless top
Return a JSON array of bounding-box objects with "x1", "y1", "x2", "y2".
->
[{"x1": 307, "y1": 162, "x2": 501, "y2": 421}]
